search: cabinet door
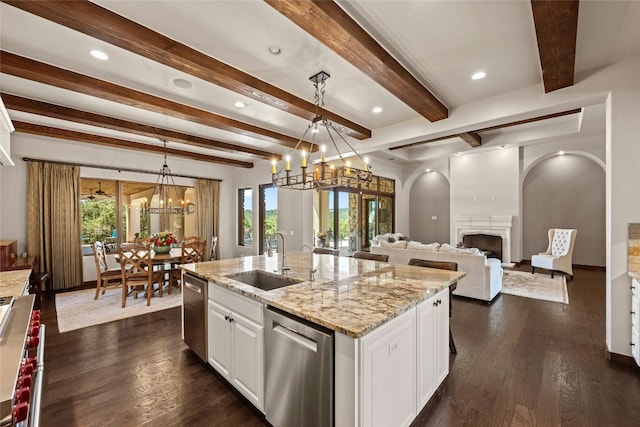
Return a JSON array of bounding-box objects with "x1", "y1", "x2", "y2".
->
[
  {"x1": 417, "y1": 288, "x2": 450, "y2": 411},
  {"x1": 435, "y1": 289, "x2": 450, "y2": 385},
  {"x1": 416, "y1": 293, "x2": 438, "y2": 410},
  {"x1": 361, "y1": 308, "x2": 416, "y2": 427},
  {"x1": 208, "y1": 300, "x2": 232, "y2": 379},
  {"x1": 230, "y1": 311, "x2": 264, "y2": 411}
]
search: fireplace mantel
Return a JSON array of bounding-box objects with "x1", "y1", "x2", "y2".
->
[{"x1": 453, "y1": 216, "x2": 514, "y2": 266}]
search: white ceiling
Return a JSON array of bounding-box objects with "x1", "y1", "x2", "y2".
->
[{"x1": 1, "y1": 0, "x2": 639, "y2": 168}]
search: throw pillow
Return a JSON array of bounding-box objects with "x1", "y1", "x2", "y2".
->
[
  {"x1": 392, "y1": 241, "x2": 408, "y2": 249},
  {"x1": 387, "y1": 237, "x2": 396, "y2": 243},
  {"x1": 421, "y1": 242, "x2": 440, "y2": 252},
  {"x1": 439, "y1": 243, "x2": 458, "y2": 253}
]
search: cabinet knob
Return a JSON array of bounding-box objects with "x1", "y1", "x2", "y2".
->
[
  {"x1": 433, "y1": 301, "x2": 438, "y2": 307},
  {"x1": 229, "y1": 317, "x2": 234, "y2": 323}
]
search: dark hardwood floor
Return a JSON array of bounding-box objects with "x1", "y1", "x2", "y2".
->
[{"x1": 39, "y1": 266, "x2": 639, "y2": 426}]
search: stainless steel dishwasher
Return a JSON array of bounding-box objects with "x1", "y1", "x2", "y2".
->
[
  {"x1": 182, "y1": 272, "x2": 207, "y2": 362},
  {"x1": 265, "y1": 306, "x2": 334, "y2": 427}
]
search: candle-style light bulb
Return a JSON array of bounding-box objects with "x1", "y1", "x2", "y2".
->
[
  {"x1": 285, "y1": 155, "x2": 291, "y2": 171},
  {"x1": 346, "y1": 160, "x2": 351, "y2": 175},
  {"x1": 301, "y1": 150, "x2": 307, "y2": 168},
  {"x1": 321, "y1": 145, "x2": 326, "y2": 162}
]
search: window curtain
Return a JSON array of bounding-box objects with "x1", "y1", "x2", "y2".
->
[
  {"x1": 195, "y1": 179, "x2": 219, "y2": 260},
  {"x1": 27, "y1": 161, "x2": 83, "y2": 290}
]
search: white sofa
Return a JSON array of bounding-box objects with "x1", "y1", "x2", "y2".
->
[{"x1": 371, "y1": 241, "x2": 503, "y2": 302}]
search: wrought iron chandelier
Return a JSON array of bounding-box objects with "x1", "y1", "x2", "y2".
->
[
  {"x1": 144, "y1": 140, "x2": 184, "y2": 215},
  {"x1": 271, "y1": 71, "x2": 372, "y2": 190}
]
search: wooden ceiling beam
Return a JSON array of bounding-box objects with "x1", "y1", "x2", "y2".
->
[
  {"x1": 459, "y1": 132, "x2": 482, "y2": 147},
  {"x1": 0, "y1": 51, "x2": 316, "y2": 152},
  {"x1": 12, "y1": 121, "x2": 255, "y2": 168},
  {"x1": 265, "y1": 0, "x2": 448, "y2": 122},
  {"x1": 2, "y1": 0, "x2": 370, "y2": 140},
  {"x1": 389, "y1": 108, "x2": 581, "y2": 150},
  {"x1": 531, "y1": 0, "x2": 579, "y2": 93},
  {"x1": 1, "y1": 93, "x2": 281, "y2": 161}
]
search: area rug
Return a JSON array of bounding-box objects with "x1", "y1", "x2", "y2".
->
[
  {"x1": 501, "y1": 270, "x2": 569, "y2": 304},
  {"x1": 55, "y1": 288, "x2": 181, "y2": 332}
]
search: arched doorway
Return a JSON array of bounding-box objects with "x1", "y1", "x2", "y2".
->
[
  {"x1": 522, "y1": 153, "x2": 605, "y2": 266},
  {"x1": 409, "y1": 171, "x2": 450, "y2": 244}
]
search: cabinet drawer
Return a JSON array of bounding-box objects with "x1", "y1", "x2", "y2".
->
[{"x1": 209, "y1": 283, "x2": 264, "y2": 325}]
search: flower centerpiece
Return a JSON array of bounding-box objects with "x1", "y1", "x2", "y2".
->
[
  {"x1": 316, "y1": 232, "x2": 327, "y2": 247},
  {"x1": 150, "y1": 231, "x2": 177, "y2": 254}
]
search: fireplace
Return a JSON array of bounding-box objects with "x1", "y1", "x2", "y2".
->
[
  {"x1": 463, "y1": 234, "x2": 503, "y2": 261},
  {"x1": 453, "y1": 216, "x2": 514, "y2": 266}
]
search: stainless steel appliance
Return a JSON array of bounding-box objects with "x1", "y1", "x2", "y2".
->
[
  {"x1": 0, "y1": 295, "x2": 45, "y2": 427},
  {"x1": 265, "y1": 306, "x2": 334, "y2": 427},
  {"x1": 182, "y1": 272, "x2": 207, "y2": 361}
]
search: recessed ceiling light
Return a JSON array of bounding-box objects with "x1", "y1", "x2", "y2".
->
[
  {"x1": 268, "y1": 45, "x2": 282, "y2": 55},
  {"x1": 172, "y1": 78, "x2": 192, "y2": 89},
  {"x1": 426, "y1": 168, "x2": 431, "y2": 173},
  {"x1": 372, "y1": 106, "x2": 382, "y2": 114},
  {"x1": 471, "y1": 71, "x2": 486, "y2": 80},
  {"x1": 558, "y1": 150, "x2": 565, "y2": 155},
  {"x1": 90, "y1": 49, "x2": 108, "y2": 60},
  {"x1": 234, "y1": 101, "x2": 246, "y2": 108}
]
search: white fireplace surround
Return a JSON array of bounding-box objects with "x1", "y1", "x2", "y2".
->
[{"x1": 453, "y1": 216, "x2": 514, "y2": 266}]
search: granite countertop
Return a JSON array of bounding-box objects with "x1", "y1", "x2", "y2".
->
[
  {"x1": 0, "y1": 269, "x2": 31, "y2": 298},
  {"x1": 182, "y1": 253, "x2": 465, "y2": 338}
]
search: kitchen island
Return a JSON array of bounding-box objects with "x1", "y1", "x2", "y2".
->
[{"x1": 182, "y1": 253, "x2": 465, "y2": 427}]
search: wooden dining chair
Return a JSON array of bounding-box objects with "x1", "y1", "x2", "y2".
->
[
  {"x1": 119, "y1": 243, "x2": 163, "y2": 308},
  {"x1": 133, "y1": 236, "x2": 152, "y2": 245},
  {"x1": 352, "y1": 252, "x2": 389, "y2": 262},
  {"x1": 408, "y1": 258, "x2": 458, "y2": 354},
  {"x1": 169, "y1": 239, "x2": 207, "y2": 293},
  {"x1": 93, "y1": 241, "x2": 122, "y2": 300},
  {"x1": 313, "y1": 247, "x2": 337, "y2": 255}
]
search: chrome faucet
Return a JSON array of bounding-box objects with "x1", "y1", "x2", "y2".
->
[
  {"x1": 267, "y1": 232, "x2": 289, "y2": 272},
  {"x1": 299, "y1": 244, "x2": 317, "y2": 281}
]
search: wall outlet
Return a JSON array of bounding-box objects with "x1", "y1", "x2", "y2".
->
[{"x1": 389, "y1": 341, "x2": 399, "y2": 355}]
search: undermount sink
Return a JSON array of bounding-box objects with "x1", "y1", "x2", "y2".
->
[{"x1": 225, "y1": 270, "x2": 302, "y2": 291}]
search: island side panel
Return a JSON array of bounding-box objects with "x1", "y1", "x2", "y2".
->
[{"x1": 336, "y1": 332, "x2": 358, "y2": 427}]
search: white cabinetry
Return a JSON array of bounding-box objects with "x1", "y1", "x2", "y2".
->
[
  {"x1": 632, "y1": 279, "x2": 640, "y2": 366},
  {"x1": 361, "y1": 308, "x2": 416, "y2": 427},
  {"x1": 207, "y1": 284, "x2": 264, "y2": 411},
  {"x1": 417, "y1": 287, "x2": 450, "y2": 410}
]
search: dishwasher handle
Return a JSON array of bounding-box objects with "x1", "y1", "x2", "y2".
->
[
  {"x1": 273, "y1": 324, "x2": 318, "y2": 352},
  {"x1": 184, "y1": 282, "x2": 202, "y2": 294}
]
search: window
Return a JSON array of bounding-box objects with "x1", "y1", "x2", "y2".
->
[
  {"x1": 259, "y1": 184, "x2": 278, "y2": 254},
  {"x1": 81, "y1": 178, "x2": 194, "y2": 253},
  {"x1": 81, "y1": 179, "x2": 118, "y2": 251},
  {"x1": 314, "y1": 176, "x2": 395, "y2": 252},
  {"x1": 238, "y1": 188, "x2": 253, "y2": 246}
]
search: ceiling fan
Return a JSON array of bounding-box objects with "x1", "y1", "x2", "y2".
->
[
  {"x1": 83, "y1": 189, "x2": 96, "y2": 200},
  {"x1": 95, "y1": 182, "x2": 113, "y2": 197}
]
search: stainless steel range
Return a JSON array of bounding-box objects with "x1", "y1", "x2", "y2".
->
[{"x1": 0, "y1": 295, "x2": 45, "y2": 427}]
